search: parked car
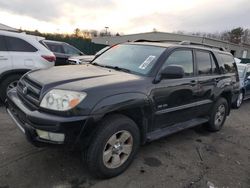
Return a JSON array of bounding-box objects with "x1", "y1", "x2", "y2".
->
[
  {"x1": 68, "y1": 46, "x2": 110, "y2": 65},
  {"x1": 232, "y1": 63, "x2": 250, "y2": 108},
  {"x1": 41, "y1": 40, "x2": 84, "y2": 66},
  {"x1": 6, "y1": 41, "x2": 239, "y2": 178},
  {"x1": 0, "y1": 30, "x2": 55, "y2": 101}
]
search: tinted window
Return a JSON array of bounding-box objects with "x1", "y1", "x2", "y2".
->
[
  {"x1": 218, "y1": 53, "x2": 236, "y2": 73},
  {"x1": 63, "y1": 44, "x2": 81, "y2": 55},
  {"x1": 5, "y1": 36, "x2": 37, "y2": 52},
  {"x1": 45, "y1": 43, "x2": 64, "y2": 53},
  {"x1": 196, "y1": 51, "x2": 212, "y2": 75},
  {"x1": 94, "y1": 44, "x2": 165, "y2": 75},
  {"x1": 163, "y1": 50, "x2": 194, "y2": 76},
  {"x1": 0, "y1": 36, "x2": 7, "y2": 51}
]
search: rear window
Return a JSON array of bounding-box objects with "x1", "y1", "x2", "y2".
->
[
  {"x1": 45, "y1": 42, "x2": 64, "y2": 53},
  {"x1": 218, "y1": 53, "x2": 236, "y2": 73},
  {"x1": 5, "y1": 36, "x2": 37, "y2": 52}
]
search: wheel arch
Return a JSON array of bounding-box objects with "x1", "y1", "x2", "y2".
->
[
  {"x1": 78, "y1": 93, "x2": 152, "y2": 148},
  {"x1": 0, "y1": 69, "x2": 30, "y2": 83}
]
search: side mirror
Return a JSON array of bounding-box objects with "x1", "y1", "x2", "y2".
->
[
  {"x1": 161, "y1": 65, "x2": 185, "y2": 79},
  {"x1": 247, "y1": 75, "x2": 250, "y2": 80}
]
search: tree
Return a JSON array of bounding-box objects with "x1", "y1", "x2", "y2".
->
[
  {"x1": 242, "y1": 29, "x2": 250, "y2": 44},
  {"x1": 228, "y1": 27, "x2": 244, "y2": 44},
  {"x1": 74, "y1": 28, "x2": 81, "y2": 37}
]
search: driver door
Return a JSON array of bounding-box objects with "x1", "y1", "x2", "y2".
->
[{"x1": 151, "y1": 49, "x2": 199, "y2": 130}]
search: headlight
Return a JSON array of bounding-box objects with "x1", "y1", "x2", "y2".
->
[{"x1": 40, "y1": 89, "x2": 87, "y2": 111}]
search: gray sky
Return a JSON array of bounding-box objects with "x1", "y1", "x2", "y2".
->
[{"x1": 0, "y1": 0, "x2": 249, "y2": 34}]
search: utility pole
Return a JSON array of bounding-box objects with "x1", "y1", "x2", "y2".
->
[{"x1": 105, "y1": 26, "x2": 109, "y2": 36}]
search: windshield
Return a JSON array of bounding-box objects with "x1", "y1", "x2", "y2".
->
[
  {"x1": 237, "y1": 65, "x2": 246, "y2": 78},
  {"x1": 93, "y1": 44, "x2": 165, "y2": 75}
]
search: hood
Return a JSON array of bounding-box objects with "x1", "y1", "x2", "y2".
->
[{"x1": 27, "y1": 64, "x2": 146, "y2": 92}]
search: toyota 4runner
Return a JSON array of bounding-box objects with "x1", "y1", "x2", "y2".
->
[{"x1": 6, "y1": 41, "x2": 239, "y2": 178}]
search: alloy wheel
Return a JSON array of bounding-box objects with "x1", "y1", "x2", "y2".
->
[
  {"x1": 7, "y1": 80, "x2": 18, "y2": 93},
  {"x1": 103, "y1": 130, "x2": 133, "y2": 169},
  {"x1": 214, "y1": 104, "x2": 226, "y2": 127}
]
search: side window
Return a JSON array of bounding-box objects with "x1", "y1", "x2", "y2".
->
[
  {"x1": 0, "y1": 36, "x2": 7, "y2": 51},
  {"x1": 5, "y1": 36, "x2": 37, "y2": 52},
  {"x1": 218, "y1": 53, "x2": 236, "y2": 74},
  {"x1": 46, "y1": 43, "x2": 64, "y2": 53},
  {"x1": 196, "y1": 51, "x2": 212, "y2": 75},
  {"x1": 163, "y1": 50, "x2": 194, "y2": 76}
]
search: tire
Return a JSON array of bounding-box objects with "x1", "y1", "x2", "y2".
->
[
  {"x1": 85, "y1": 114, "x2": 140, "y2": 178},
  {"x1": 0, "y1": 74, "x2": 21, "y2": 102},
  {"x1": 232, "y1": 91, "x2": 244, "y2": 109},
  {"x1": 206, "y1": 97, "x2": 228, "y2": 132}
]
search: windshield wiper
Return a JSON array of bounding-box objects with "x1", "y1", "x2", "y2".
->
[
  {"x1": 104, "y1": 65, "x2": 131, "y2": 73},
  {"x1": 91, "y1": 62, "x2": 131, "y2": 73},
  {"x1": 91, "y1": 62, "x2": 106, "y2": 68}
]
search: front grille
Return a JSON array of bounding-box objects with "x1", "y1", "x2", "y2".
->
[{"x1": 17, "y1": 76, "x2": 42, "y2": 108}]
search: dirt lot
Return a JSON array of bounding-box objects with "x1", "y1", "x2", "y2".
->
[{"x1": 0, "y1": 101, "x2": 249, "y2": 188}]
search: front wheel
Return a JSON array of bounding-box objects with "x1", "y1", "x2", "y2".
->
[
  {"x1": 206, "y1": 97, "x2": 228, "y2": 132},
  {"x1": 85, "y1": 114, "x2": 140, "y2": 178}
]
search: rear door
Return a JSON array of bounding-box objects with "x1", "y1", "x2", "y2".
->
[
  {"x1": 195, "y1": 50, "x2": 220, "y2": 116},
  {"x1": 5, "y1": 36, "x2": 38, "y2": 69},
  {"x1": 0, "y1": 35, "x2": 12, "y2": 74},
  {"x1": 152, "y1": 49, "x2": 199, "y2": 129}
]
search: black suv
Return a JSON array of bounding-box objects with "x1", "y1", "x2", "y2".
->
[{"x1": 6, "y1": 42, "x2": 239, "y2": 178}]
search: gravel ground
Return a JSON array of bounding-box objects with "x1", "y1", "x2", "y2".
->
[{"x1": 0, "y1": 101, "x2": 249, "y2": 188}]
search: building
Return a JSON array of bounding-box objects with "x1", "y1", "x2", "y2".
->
[
  {"x1": 92, "y1": 31, "x2": 250, "y2": 59},
  {"x1": 0, "y1": 23, "x2": 18, "y2": 32}
]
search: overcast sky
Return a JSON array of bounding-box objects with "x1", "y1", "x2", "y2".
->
[{"x1": 0, "y1": 0, "x2": 249, "y2": 34}]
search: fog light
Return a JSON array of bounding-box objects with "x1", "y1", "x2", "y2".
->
[{"x1": 36, "y1": 129, "x2": 65, "y2": 143}]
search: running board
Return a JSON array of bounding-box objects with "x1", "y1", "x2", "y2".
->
[{"x1": 146, "y1": 118, "x2": 209, "y2": 142}]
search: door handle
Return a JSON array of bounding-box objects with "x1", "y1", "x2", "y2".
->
[{"x1": 0, "y1": 58, "x2": 8, "y2": 60}]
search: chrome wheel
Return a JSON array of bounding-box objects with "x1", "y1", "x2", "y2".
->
[
  {"x1": 103, "y1": 130, "x2": 133, "y2": 169},
  {"x1": 7, "y1": 80, "x2": 18, "y2": 93},
  {"x1": 237, "y1": 92, "x2": 243, "y2": 107},
  {"x1": 214, "y1": 104, "x2": 226, "y2": 126}
]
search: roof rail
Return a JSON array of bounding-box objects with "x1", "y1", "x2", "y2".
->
[
  {"x1": 133, "y1": 39, "x2": 180, "y2": 43},
  {"x1": 179, "y1": 41, "x2": 226, "y2": 51}
]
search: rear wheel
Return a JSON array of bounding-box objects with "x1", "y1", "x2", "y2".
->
[
  {"x1": 84, "y1": 114, "x2": 140, "y2": 178},
  {"x1": 206, "y1": 97, "x2": 228, "y2": 132},
  {"x1": 0, "y1": 74, "x2": 21, "y2": 101},
  {"x1": 232, "y1": 91, "x2": 244, "y2": 109}
]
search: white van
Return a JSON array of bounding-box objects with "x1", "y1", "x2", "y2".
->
[{"x1": 0, "y1": 30, "x2": 55, "y2": 101}]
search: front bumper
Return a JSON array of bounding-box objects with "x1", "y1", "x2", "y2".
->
[{"x1": 6, "y1": 89, "x2": 90, "y2": 147}]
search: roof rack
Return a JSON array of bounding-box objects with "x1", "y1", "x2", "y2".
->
[{"x1": 179, "y1": 41, "x2": 226, "y2": 51}]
